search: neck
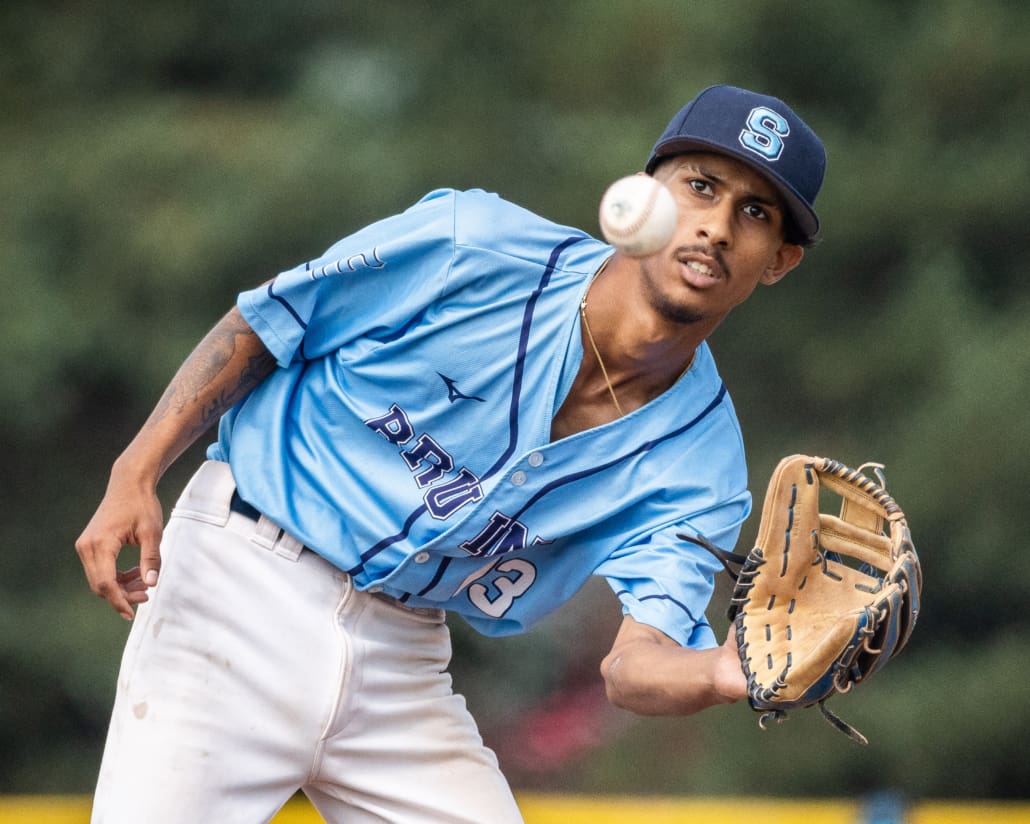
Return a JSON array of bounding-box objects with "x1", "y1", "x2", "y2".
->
[{"x1": 586, "y1": 255, "x2": 701, "y2": 399}]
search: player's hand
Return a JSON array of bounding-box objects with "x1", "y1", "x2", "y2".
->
[
  {"x1": 713, "y1": 625, "x2": 748, "y2": 703},
  {"x1": 75, "y1": 480, "x2": 165, "y2": 621}
]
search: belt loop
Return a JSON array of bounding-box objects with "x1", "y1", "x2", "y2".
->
[
  {"x1": 228, "y1": 485, "x2": 305, "y2": 563},
  {"x1": 250, "y1": 515, "x2": 283, "y2": 551},
  {"x1": 250, "y1": 514, "x2": 303, "y2": 563},
  {"x1": 273, "y1": 529, "x2": 304, "y2": 562}
]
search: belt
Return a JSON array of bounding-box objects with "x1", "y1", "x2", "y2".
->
[
  {"x1": 229, "y1": 489, "x2": 263, "y2": 523},
  {"x1": 229, "y1": 489, "x2": 416, "y2": 606}
]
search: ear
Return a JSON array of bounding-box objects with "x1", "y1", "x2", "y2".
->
[{"x1": 760, "y1": 242, "x2": 804, "y2": 286}]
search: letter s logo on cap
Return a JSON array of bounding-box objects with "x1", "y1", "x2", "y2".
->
[{"x1": 739, "y1": 106, "x2": 790, "y2": 161}]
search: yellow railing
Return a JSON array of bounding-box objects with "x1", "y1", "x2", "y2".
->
[{"x1": 1, "y1": 794, "x2": 1028, "y2": 823}]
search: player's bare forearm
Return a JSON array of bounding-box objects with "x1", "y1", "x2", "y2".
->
[
  {"x1": 116, "y1": 306, "x2": 276, "y2": 482},
  {"x1": 600, "y1": 615, "x2": 746, "y2": 716},
  {"x1": 76, "y1": 306, "x2": 275, "y2": 619}
]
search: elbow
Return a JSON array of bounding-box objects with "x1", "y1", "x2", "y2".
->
[
  {"x1": 600, "y1": 651, "x2": 629, "y2": 711},
  {"x1": 600, "y1": 651, "x2": 667, "y2": 716}
]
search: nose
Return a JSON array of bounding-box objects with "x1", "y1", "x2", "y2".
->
[{"x1": 696, "y1": 202, "x2": 734, "y2": 248}]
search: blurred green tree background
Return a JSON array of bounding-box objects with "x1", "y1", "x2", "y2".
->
[{"x1": 2, "y1": 0, "x2": 1028, "y2": 802}]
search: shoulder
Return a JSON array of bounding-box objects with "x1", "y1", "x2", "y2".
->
[
  {"x1": 697, "y1": 346, "x2": 747, "y2": 460},
  {"x1": 658, "y1": 346, "x2": 749, "y2": 487},
  {"x1": 417, "y1": 188, "x2": 595, "y2": 258}
]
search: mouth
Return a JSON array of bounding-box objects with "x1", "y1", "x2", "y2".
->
[{"x1": 678, "y1": 253, "x2": 725, "y2": 288}]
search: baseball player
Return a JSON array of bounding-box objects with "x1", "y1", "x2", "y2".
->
[{"x1": 76, "y1": 85, "x2": 825, "y2": 823}]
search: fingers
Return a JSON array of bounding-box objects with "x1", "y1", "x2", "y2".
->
[
  {"x1": 75, "y1": 524, "x2": 163, "y2": 621},
  {"x1": 75, "y1": 531, "x2": 136, "y2": 621},
  {"x1": 75, "y1": 485, "x2": 166, "y2": 619},
  {"x1": 137, "y1": 522, "x2": 164, "y2": 588},
  {"x1": 116, "y1": 567, "x2": 145, "y2": 588},
  {"x1": 117, "y1": 567, "x2": 153, "y2": 605}
]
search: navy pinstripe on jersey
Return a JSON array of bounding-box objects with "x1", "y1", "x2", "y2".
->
[{"x1": 345, "y1": 234, "x2": 588, "y2": 576}]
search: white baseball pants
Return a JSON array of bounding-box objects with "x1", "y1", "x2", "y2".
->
[{"x1": 91, "y1": 460, "x2": 524, "y2": 824}]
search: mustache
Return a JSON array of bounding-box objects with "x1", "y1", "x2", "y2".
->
[{"x1": 673, "y1": 244, "x2": 730, "y2": 279}]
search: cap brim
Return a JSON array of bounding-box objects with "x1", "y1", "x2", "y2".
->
[{"x1": 647, "y1": 137, "x2": 820, "y2": 242}]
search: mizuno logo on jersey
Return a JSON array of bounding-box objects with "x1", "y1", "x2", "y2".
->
[{"x1": 437, "y1": 372, "x2": 485, "y2": 403}]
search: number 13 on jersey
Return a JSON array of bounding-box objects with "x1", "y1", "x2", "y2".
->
[{"x1": 461, "y1": 558, "x2": 538, "y2": 618}]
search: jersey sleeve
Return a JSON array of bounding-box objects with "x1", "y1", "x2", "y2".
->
[
  {"x1": 236, "y1": 189, "x2": 458, "y2": 366},
  {"x1": 594, "y1": 492, "x2": 750, "y2": 649}
]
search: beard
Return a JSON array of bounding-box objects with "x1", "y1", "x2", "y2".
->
[
  {"x1": 639, "y1": 244, "x2": 734, "y2": 325},
  {"x1": 639, "y1": 257, "x2": 707, "y2": 325}
]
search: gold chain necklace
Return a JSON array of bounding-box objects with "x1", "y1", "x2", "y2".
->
[
  {"x1": 579, "y1": 258, "x2": 698, "y2": 419},
  {"x1": 580, "y1": 259, "x2": 624, "y2": 417}
]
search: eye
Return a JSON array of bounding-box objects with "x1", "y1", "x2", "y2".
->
[
  {"x1": 688, "y1": 178, "x2": 713, "y2": 195},
  {"x1": 743, "y1": 203, "x2": 770, "y2": 221}
]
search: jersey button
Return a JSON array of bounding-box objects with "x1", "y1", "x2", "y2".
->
[
  {"x1": 367, "y1": 585, "x2": 384, "y2": 594},
  {"x1": 528, "y1": 452, "x2": 544, "y2": 467},
  {"x1": 413, "y1": 551, "x2": 431, "y2": 564},
  {"x1": 511, "y1": 470, "x2": 527, "y2": 486}
]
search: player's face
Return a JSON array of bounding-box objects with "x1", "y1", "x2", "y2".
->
[{"x1": 641, "y1": 152, "x2": 804, "y2": 327}]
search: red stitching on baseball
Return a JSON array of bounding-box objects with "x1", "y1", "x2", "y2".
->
[{"x1": 604, "y1": 182, "x2": 662, "y2": 239}]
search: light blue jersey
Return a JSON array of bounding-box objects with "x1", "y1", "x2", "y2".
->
[{"x1": 209, "y1": 188, "x2": 751, "y2": 648}]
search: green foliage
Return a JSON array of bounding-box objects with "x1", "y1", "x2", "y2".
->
[{"x1": 2, "y1": 0, "x2": 1028, "y2": 800}]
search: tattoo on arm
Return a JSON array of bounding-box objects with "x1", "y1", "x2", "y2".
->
[{"x1": 151, "y1": 310, "x2": 277, "y2": 441}]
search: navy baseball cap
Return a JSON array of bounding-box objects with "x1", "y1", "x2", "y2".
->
[{"x1": 645, "y1": 85, "x2": 826, "y2": 241}]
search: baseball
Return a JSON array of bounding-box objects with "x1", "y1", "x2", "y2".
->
[{"x1": 598, "y1": 175, "x2": 677, "y2": 257}]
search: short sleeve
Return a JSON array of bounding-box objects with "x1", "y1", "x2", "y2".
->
[
  {"x1": 237, "y1": 189, "x2": 458, "y2": 366},
  {"x1": 595, "y1": 493, "x2": 750, "y2": 649}
]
